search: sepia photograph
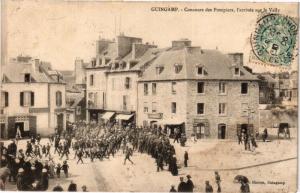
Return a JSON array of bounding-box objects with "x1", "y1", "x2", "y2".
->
[{"x1": 0, "y1": 1, "x2": 298, "y2": 192}]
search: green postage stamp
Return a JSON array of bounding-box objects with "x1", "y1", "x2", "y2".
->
[{"x1": 251, "y1": 14, "x2": 298, "y2": 67}]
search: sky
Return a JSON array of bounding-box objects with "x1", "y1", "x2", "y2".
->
[{"x1": 2, "y1": 1, "x2": 298, "y2": 72}]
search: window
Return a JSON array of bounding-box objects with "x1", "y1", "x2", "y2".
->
[
  {"x1": 234, "y1": 67, "x2": 240, "y2": 75},
  {"x1": 143, "y1": 102, "x2": 148, "y2": 113},
  {"x1": 20, "y1": 91, "x2": 34, "y2": 107},
  {"x1": 152, "y1": 102, "x2": 157, "y2": 113},
  {"x1": 125, "y1": 77, "x2": 131, "y2": 89},
  {"x1": 171, "y1": 82, "x2": 176, "y2": 94},
  {"x1": 1, "y1": 91, "x2": 8, "y2": 107},
  {"x1": 91, "y1": 59, "x2": 96, "y2": 67},
  {"x1": 90, "y1": 74, "x2": 94, "y2": 86},
  {"x1": 197, "y1": 103, "x2": 204, "y2": 114},
  {"x1": 56, "y1": 91, "x2": 62, "y2": 107},
  {"x1": 197, "y1": 67, "x2": 203, "y2": 75},
  {"x1": 144, "y1": 83, "x2": 148, "y2": 95},
  {"x1": 174, "y1": 64, "x2": 182, "y2": 73},
  {"x1": 24, "y1": 73, "x2": 31, "y2": 83},
  {"x1": 171, "y1": 102, "x2": 176, "y2": 114},
  {"x1": 197, "y1": 82, "x2": 204, "y2": 93},
  {"x1": 219, "y1": 103, "x2": 226, "y2": 115},
  {"x1": 156, "y1": 66, "x2": 164, "y2": 74},
  {"x1": 152, "y1": 83, "x2": 157, "y2": 95},
  {"x1": 241, "y1": 83, "x2": 248, "y2": 94},
  {"x1": 219, "y1": 82, "x2": 226, "y2": 94}
]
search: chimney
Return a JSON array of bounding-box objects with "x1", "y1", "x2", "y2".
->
[
  {"x1": 172, "y1": 38, "x2": 192, "y2": 48},
  {"x1": 227, "y1": 53, "x2": 244, "y2": 66},
  {"x1": 96, "y1": 39, "x2": 113, "y2": 55},
  {"x1": 117, "y1": 35, "x2": 142, "y2": 58}
]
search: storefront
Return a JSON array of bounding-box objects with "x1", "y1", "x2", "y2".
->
[
  {"x1": 193, "y1": 119, "x2": 210, "y2": 139},
  {"x1": 157, "y1": 119, "x2": 185, "y2": 138},
  {"x1": 7, "y1": 115, "x2": 36, "y2": 139},
  {"x1": 115, "y1": 113, "x2": 135, "y2": 128}
]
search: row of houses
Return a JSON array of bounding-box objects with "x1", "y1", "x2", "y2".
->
[{"x1": 81, "y1": 34, "x2": 260, "y2": 139}]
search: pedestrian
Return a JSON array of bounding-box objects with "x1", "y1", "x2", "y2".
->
[
  {"x1": 16, "y1": 168, "x2": 26, "y2": 191},
  {"x1": 53, "y1": 184, "x2": 64, "y2": 191},
  {"x1": 250, "y1": 135, "x2": 258, "y2": 152},
  {"x1": 62, "y1": 161, "x2": 69, "y2": 178},
  {"x1": 184, "y1": 151, "x2": 189, "y2": 167},
  {"x1": 156, "y1": 153, "x2": 164, "y2": 172},
  {"x1": 81, "y1": 185, "x2": 88, "y2": 192},
  {"x1": 170, "y1": 185, "x2": 177, "y2": 192},
  {"x1": 123, "y1": 147, "x2": 134, "y2": 165},
  {"x1": 240, "y1": 181, "x2": 250, "y2": 193},
  {"x1": 77, "y1": 150, "x2": 84, "y2": 164},
  {"x1": 205, "y1": 181, "x2": 213, "y2": 193},
  {"x1": 186, "y1": 175, "x2": 194, "y2": 192},
  {"x1": 67, "y1": 181, "x2": 77, "y2": 191},
  {"x1": 56, "y1": 163, "x2": 61, "y2": 178},
  {"x1": 177, "y1": 177, "x2": 186, "y2": 192},
  {"x1": 262, "y1": 128, "x2": 268, "y2": 142},
  {"x1": 170, "y1": 155, "x2": 178, "y2": 176},
  {"x1": 40, "y1": 169, "x2": 49, "y2": 191},
  {"x1": 215, "y1": 171, "x2": 221, "y2": 193}
]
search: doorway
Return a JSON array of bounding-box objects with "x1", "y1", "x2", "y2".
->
[
  {"x1": 57, "y1": 114, "x2": 64, "y2": 134},
  {"x1": 15, "y1": 122, "x2": 24, "y2": 137},
  {"x1": 218, "y1": 124, "x2": 226, "y2": 139},
  {"x1": 241, "y1": 124, "x2": 248, "y2": 134},
  {"x1": 0, "y1": 124, "x2": 5, "y2": 139},
  {"x1": 194, "y1": 123, "x2": 205, "y2": 139}
]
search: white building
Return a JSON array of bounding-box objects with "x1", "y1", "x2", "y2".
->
[{"x1": 0, "y1": 56, "x2": 66, "y2": 138}]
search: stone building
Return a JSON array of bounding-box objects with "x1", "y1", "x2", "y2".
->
[
  {"x1": 85, "y1": 34, "x2": 157, "y2": 126},
  {"x1": 0, "y1": 56, "x2": 66, "y2": 138},
  {"x1": 137, "y1": 39, "x2": 260, "y2": 139}
]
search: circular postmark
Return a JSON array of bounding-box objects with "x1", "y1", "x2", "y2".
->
[{"x1": 251, "y1": 14, "x2": 298, "y2": 66}]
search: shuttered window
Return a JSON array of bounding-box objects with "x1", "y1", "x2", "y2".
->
[
  {"x1": 20, "y1": 91, "x2": 34, "y2": 107},
  {"x1": 56, "y1": 91, "x2": 62, "y2": 107},
  {"x1": 1, "y1": 92, "x2": 8, "y2": 107}
]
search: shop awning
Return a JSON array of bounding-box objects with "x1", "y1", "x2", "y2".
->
[
  {"x1": 101, "y1": 112, "x2": 115, "y2": 120},
  {"x1": 115, "y1": 114, "x2": 134, "y2": 120},
  {"x1": 158, "y1": 119, "x2": 184, "y2": 125}
]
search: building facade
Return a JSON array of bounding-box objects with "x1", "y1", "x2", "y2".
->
[
  {"x1": 137, "y1": 40, "x2": 260, "y2": 139},
  {"x1": 85, "y1": 34, "x2": 157, "y2": 125},
  {"x1": 0, "y1": 56, "x2": 66, "y2": 138}
]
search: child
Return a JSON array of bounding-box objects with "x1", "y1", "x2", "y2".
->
[
  {"x1": 56, "y1": 163, "x2": 61, "y2": 178},
  {"x1": 62, "y1": 161, "x2": 69, "y2": 178}
]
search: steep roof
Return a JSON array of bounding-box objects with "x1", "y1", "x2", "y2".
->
[
  {"x1": 1, "y1": 59, "x2": 64, "y2": 83},
  {"x1": 140, "y1": 47, "x2": 258, "y2": 81}
]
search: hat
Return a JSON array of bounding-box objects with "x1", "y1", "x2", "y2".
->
[
  {"x1": 18, "y1": 168, "x2": 24, "y2": 173},
  {"x1": 187, "y1": 175, "x2": 191, "y2": 179},
  {"x1": 42, "y1": 168, "x2": 47, "y2": 173}
]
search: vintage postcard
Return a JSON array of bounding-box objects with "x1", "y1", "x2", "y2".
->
[{"x1": 0, "y1": 1, "x2": 298, "y2": 193}]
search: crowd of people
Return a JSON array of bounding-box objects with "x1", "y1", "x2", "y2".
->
[{"x1": 0, "y1": 121, "x2": 180, "y2": 191}]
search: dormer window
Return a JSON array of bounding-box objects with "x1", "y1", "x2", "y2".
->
[
  {"x1": 196, "y1": 65, "x2": 207, "y2": 76},
  {"x1": 156, "y1": 65, "x2": 164, "y2": 75},
  {"x1": 24, "y1": 73, "x2": 31, "y2": 83},
  {"x1": 174, "y1": 64, "x2": 183, "y2": 74},
  {"x1": 91, "y1": 59, "x2": 96, "y2": 67},
  {"x1": 120, "y1": 61, "x2": 127, "y2": 69},
  {"x1": 234, "y1": 67, "x2": 240, "y2": 76},
  {"x1": 198, "y1": 67, "x2": 203, "y2": 75}
]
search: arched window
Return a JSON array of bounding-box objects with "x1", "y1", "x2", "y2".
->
[{"x1": 56, "y1": 91, "x2": 62, "y2": 107}]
